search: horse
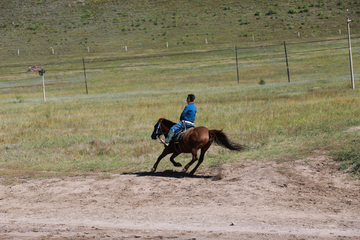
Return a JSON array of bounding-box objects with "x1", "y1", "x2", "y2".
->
[{"x1": 150, "y1": 118, "x2": 245, "y2": 176}]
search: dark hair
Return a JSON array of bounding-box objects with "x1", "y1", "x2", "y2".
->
[{"x1": 187, "y1": 94, "x2": 195, "y2": 102}]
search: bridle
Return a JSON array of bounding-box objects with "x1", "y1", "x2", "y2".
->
[{"x1": 154, "y1": 119, "x2": 168, "y2": 142}]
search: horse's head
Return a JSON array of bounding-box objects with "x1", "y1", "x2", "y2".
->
[{"x1": 151, "y1": 118, "x2": 175, "y2": 140}]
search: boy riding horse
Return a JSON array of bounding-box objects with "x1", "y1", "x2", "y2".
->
[{"x1": 163, "y1": 94, "x2": 197, "y2": 146}]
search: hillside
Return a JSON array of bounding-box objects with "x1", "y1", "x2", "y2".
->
[{"x1": 1, "y1": 0, "x2": 359, "y2": 57}]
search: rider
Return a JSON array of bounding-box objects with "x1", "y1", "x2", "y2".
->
[{"x1": 164, "y1": 94, "x2": 197, "y2": 146}]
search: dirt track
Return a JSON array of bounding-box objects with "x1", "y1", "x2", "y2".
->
[{"x1": 1, "y1": 152, "x2": 360, "y2": 239}]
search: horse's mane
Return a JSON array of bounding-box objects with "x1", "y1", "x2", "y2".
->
[{"x1": 160, "y1": 118, "x2": 176, "y2": 128}]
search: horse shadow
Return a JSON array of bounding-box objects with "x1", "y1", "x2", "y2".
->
[{"x1": 122, "y1": 170, "x2": 213, "y2": 179}]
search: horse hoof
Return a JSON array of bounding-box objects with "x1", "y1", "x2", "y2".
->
[
  {"x1": 151, "y1": 168, "x2": 156, "y2": 173},
  {"x1": 174, "y1": 162, "x2": 182, "y2": 167}
]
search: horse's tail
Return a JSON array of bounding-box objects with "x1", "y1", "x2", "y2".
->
[{"x1": 209, "y1": 130, "x2": 245, "y2": 151}]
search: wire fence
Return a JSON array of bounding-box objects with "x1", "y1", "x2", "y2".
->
[{"x1": 0, "y1": 35, "x2": 359, "y2": 93}]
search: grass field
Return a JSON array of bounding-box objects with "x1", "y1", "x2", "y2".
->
[{"x1": 1, "y1": 0, "x2": 360, "y2": 184}]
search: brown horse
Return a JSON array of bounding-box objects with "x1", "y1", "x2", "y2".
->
[{"x1": 151, "y1": 118, "x2": 245, "y2": 176}]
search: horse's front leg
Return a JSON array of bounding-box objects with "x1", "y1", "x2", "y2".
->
[
  {"x1": 170, "y1": 152, "x2": 182, "y2": 167},
  {"x1": 151, "y1": 149, "x2": 170, "y2": 172},
  {"x1": 182, "y1": 148, "x2": 198, "y2": 173}
]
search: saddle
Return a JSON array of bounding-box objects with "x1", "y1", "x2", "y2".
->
[{"x1": 173, "y1": 126, "x2": 195, "y2": 143}]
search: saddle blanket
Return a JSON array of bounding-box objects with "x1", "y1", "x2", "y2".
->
[{"x1": 173, "y1": 126, "x2": 195, "y2": 142}]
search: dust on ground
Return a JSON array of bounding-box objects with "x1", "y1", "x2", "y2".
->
[{"x1": 1, "y1": 152, "x2": 359, "y2": 239}]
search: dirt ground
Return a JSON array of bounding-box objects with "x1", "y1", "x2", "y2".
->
[{"x1": 1, "y1": 152, "x2": 360, "y2": 240}]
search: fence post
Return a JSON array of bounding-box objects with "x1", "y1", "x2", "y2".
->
[
  {"x1": 283, "y1": 41, "x2": 290, "y2": 83},
  {"x1": 83, "y1": 57, "x2": 89, "y2": 94},
  {"x1": 235, "y1": 46, "x2": 239, "y2": 83},
  {"x1": 347, "y1": 17, "x2": 355, "y2": 89},
  {"x1": 39, "y1": 68, "x2": 46, "y2": 102}
]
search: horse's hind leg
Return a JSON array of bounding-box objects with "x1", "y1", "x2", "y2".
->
[
  {"x1": 189, "y1": 143, "x2": 211, "y2": 176},
  {"x1": 170, "y1": 152, "x2": 182, "y2": 167},
  {"x1": 182, "y1": 148, "x2": 198, "y2": 173}
]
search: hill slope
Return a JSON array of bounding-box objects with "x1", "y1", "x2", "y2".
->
[{"x1": 1, "y1": 0, "x2": 359, "y2": 56}]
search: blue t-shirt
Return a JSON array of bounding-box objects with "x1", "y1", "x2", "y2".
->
[{"x1": 180, "y1": 103, "x2": 197, "y2": 123}]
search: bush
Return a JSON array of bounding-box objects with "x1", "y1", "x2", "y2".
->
[
  {"x1": 259, "y1": 79, "x2": 265, "y2": 85},
  {"x1": 289, "y1": 8, "x2": 297, "y2": 14},
  {"x1": 266, "y1": 8, "x2": 278, "y2": 15},
  {"x1": 28, "y1": 23, "x2": 39, "y2": 31},
  {"x1": 301, "y1": 7, "x2": 310, "y2": 13}
]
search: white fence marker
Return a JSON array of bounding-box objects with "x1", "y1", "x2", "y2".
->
[
  {"x1": 205, "y1": 38, "x2": 207, "y2": 44},
  {"x1": 17, "y1": 50, "x2": 19, "y2": 55},
  {"x1": 166, "y1": 42, "x2": 168, "y2": 48},
  {"x1": 347, "y1": 17, "x2": 355, "y2": 89}
]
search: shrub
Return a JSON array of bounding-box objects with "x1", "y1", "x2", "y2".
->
[
  {"x1": 289, "y1": 8, "x2": 297, "y2": 14},
  {"x1": 259, "y1": 79, "x2": 265, "y2": 85},
  {"x1": 81, "y1": 11, "x2": 91, "y2": 19},
  {"x1": 266, "y1": 8, "x2": 278, "y2": 15},
  {"x1": 255, "y1": 11, "x2": 261, "y2": 17},
  {"x1": 301, "y1": 7, "x2": 310, "y2": 13},
  {"x1": 29, "y1": 23, "x2": 40, "y2": 30}
]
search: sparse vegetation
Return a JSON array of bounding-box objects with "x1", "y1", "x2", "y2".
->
[{"x1": 333, "y1": 138, "x2": 360, "y2": 177}]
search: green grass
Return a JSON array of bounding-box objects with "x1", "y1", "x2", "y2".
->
[
  {"x1": 0, "y1": 0, "x2": 359, "y2": 58},
  {"x1": 1, "y1": 0, "x2": 360, "y2": 183}
]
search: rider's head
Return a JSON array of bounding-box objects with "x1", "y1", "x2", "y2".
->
[{"x1": 187, "y1": 94, "x2": 195, "y2": 103}]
